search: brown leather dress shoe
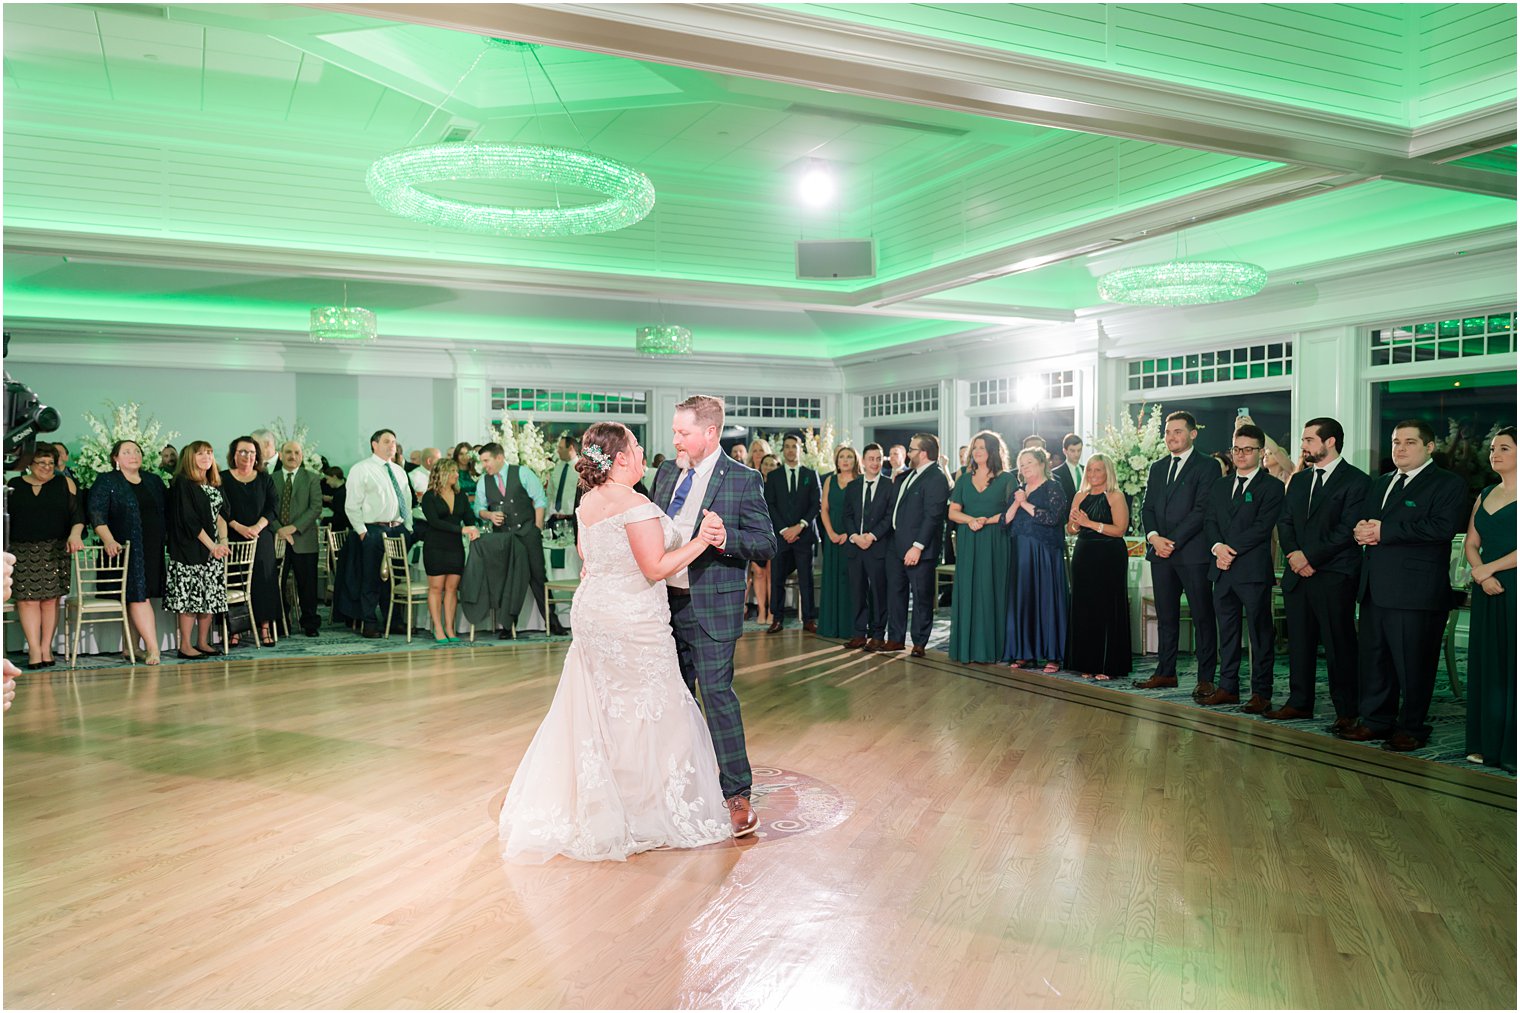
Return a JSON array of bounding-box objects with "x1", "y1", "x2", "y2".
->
[
  {"x1": 1133, "y1": 675, "x2": 1178, "y2": 689},
  {"x1": 1191, "y1": 681, "x2": 1217, "y2": 701},
  {"x1": 1198, "y1": 688, "x2": 1240, "y2": 706},
  {"x1": 725, "y1": 796, "x2": 758, "y2": 838},
  {"x1": 879, "y1": 640, "x2": 905, "y2": 653},
  {"x1": 864, "y1": 639, "x2": 884, "y2": 652},
  {"x1": 1336, "y1": 723, "x2": 1387, "y2": 742},
  {"x1": 1240, "y1": 695, "x2": 1271, "y2": 714},
  {"x1": 1325, "y1": 716, "x2": 1355, "y2": 735},
  {"x1": 843, "y1": 637, "x2": 868, "y2": 650},
  {"x1": 1265, "y1": 705, "x2": 1314, "y2": 721},
  {"x1": 1381, "y1": 733, "x2": 1426, "y2": 753},
  {"x1": 910, "y1": 645, "x2": 926, "y2": 658},
  {"x1": 803, "y1": 620, "x2": 818, "y2": 633},
  {"x1": 766, "y1": 621, "x2": 784, "y2": 635}
]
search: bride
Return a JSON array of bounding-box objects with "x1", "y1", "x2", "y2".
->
[{"x1": 499, "y1": 421, "x2": 731, "y2": 863}]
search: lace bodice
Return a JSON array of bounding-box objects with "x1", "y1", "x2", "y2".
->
[{"x1": 576, "y1": 501, "x2": 679, "y2": 582}]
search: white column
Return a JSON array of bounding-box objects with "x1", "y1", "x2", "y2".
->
[{"x1": 1293, "y1": 326, "x2": 1366, "y2": 467}]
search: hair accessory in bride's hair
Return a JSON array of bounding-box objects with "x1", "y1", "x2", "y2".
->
[{"x1": 583, "y1": 444, "x2": 612, "y2": 473}]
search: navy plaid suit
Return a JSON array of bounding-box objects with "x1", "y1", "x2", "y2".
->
[{"x1": 654, "y1": 455, "x2": 778, "y2": 799}]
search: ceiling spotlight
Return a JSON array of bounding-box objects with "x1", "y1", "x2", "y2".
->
[
  {"x1": 1015, "y1": 375, "x2": 1043, "y2": 410},
  {"x1": 799, "y1": 162, "x2": 835, "y2": 208}
]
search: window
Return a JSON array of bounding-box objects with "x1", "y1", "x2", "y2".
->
[
  {"x1": 716, "y1": 393, "x2": 823, "y2": 421},
  {"x1": 968, "y1": 371, "x2": 1075, "y2": 407},
  {"x1": 862, "y1": 385, "x2": 939, "y2": 418},
  {"x1": 1126, "y1": 343, "x2": 1292, "y2": 392},
  {"x1": 1369, "y1": 310, "x2": 1515, "y2": 366},
  {"x1": 491, "y1": 387, "x2": 646, "y2": 415}
]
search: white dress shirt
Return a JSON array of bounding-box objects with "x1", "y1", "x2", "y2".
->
[
  {"x1": 1381, "y1": 457, "x2": 1433, "y2": 509},
  {"x1": 345, "y1": 454, "x2": 412, "y2": 531},
  {"x1": 547, "y1": 459, "x2": 578, "y2": 515},
  {"x1": 666, "y1": 449, "x2": 722, "y2": 590}
]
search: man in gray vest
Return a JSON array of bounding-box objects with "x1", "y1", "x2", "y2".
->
[{"x1": 473, "y1": 442, "x2": 566, "y2": 638}]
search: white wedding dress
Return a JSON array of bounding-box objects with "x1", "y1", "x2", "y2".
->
[{"x1": 499, "y1": 501, "x2": 730, "y2": 863}]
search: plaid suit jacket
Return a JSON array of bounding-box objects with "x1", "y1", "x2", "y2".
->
[{"x1": 654, "y1": 455, "x2": 778, "y2": 642}]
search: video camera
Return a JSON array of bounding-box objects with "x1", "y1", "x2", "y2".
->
[{"x1": 3, "y1": 333, "x2": 61, "y2": 472}]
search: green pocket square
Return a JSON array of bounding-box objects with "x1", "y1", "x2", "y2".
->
[
  {"x1": 1404, "y1": 499, "x2": 1416, "y2": 507},
  {"x1": 1244, "y1": 492, "x2": 1253, "y2": 503}
]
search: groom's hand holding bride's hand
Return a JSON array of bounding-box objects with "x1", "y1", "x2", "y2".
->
[{"x1": 699, "y1": 509, "x2": 726, "y2": 550}]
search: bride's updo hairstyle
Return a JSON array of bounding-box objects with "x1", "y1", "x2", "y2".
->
[{"x1": 577, "y1": 422, "x2": 635, "y2": 491}]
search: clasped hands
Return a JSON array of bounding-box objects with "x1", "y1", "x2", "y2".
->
[
  {"x1": 1067, "y1": 506, "x2": 1091, "y2": 533},
  {"x1": 1148, "y1": 533, "x2": 1177, "y2": 558},
  {"x1": 1471, "y1": 562, "x2": 1505, "y2": 597},
  {"x1": 1212, "y1": 543, "x2": 1238, "y2": 570},
  {"x1": 1353, "y1": 518, "x2": 1381, "y2": 546},
  {"x1": 1286, "y1": 550, "x2": 1316, "y2": 578},
  {"x1": 697, "y1": 509, "x2": 725, "y2": 549},
  {"x1": 1004, "y1": 488, "x2": 1030, "y2": 523}
]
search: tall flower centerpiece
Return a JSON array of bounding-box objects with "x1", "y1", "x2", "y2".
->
[
  {"x1": 800, "y1": 421, "x2": 846, "y2": 475},
  {"x1": 264, "y1": 417, "x2": 324, "y2": 472},
  {"x1": 489, "y1": 417, "x2": 555, "y2": 483},
  {"x1": 75, "y1": 401, "x2": 180, "y2": 490},
  {"x1": 1090, "y1": 403, "x2": 1167, "y2": 534}
]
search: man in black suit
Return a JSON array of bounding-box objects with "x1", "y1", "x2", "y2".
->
[
  {"x1": 1341, "y1": 419, "x2": 1467, "y2": 752},
  {"x1": 764, "y1": 433, "x2": 821, "y2": 633},
  {"x1": 1199, "y1": 424, "x2": 1285, "y2": 710},
  {"x1": 1137, "y1": 411, "x2": 1220, "y2": 694},
  {"x1": 1270, "y1": 417, "x2": 1370, "y2": 725},
  {"x1": 882, "y1": 432, "x2": 951, "y2": 658},
  {"x1": 840, "y1": 443, "x2": 893, "y2": 651},
  {"x1": 1052, "y1": 433, "x2": 1084, "y2": 504},
  {"x1": 883, "y1": 444, "x2": 907, "y2": 481}
]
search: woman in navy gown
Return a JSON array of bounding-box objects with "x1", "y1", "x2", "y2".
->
[{"x1": 1003, "y1": 447, "x2": 1069, "y2": 673}]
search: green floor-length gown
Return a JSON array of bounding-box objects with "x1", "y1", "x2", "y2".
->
[
  {"x1": 948, "y1": 470, "x2": 1017, "y2": 663},
  {"x1": 1466, "y1": 484, "x2": 1515, "y2": 773},
  {"x1": 816, "y1": 474, "x2": 857, "y2": 639}
]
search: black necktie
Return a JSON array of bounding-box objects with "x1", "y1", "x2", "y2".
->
[
  {"x1": 1232, "y1": 475, "x2": 1246, "y2": 501},
  {"x1": 554, "y1": 464, "x2": 570, "y2": 510},
  {"x1": 1384, "y1": 472, "x2": 1407, "y2": 510},
  {"x1": 789, "y1": 467, "x2": 796, "y2": 494},
  {"x1": 861, "y1": 480, "x2": 874, "y2": 533},
  {"x1": 1308, "y1": 468, "x2": 1324, "y2": 510},
  {"x1": 1167, "y1": 456, "x2": 1181, "y2": 485}
]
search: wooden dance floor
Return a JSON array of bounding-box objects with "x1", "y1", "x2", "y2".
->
[{"x1": 4, "y1": 635, "x2": 1515, "y2": 1009}]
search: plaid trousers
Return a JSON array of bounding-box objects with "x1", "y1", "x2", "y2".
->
[{"x1": 669, "y1": 590, "x2": 751, "y2": 800}]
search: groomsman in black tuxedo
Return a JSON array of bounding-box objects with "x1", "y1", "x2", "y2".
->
[
  {"x1": 1270, "y1": 417, "x2": 1370, "y2": 725},
  {"x1": 1137, "y1": 411, "x2": 1220, "y2": 693},
  {"x1": 1342, "y1": 419, "x2": 1467, "y2": 752},
  {"x1": 882, "y1": 432, "x2": 951, "y2": 658},
  {"x1": 1052, "y1": 433, "x2": 1084, "y2": 504},
  {"x1": 764, "y1": 433, "x2": 821, "y2": 633},
  {"x1": 1199, "y1": 425, "x2": 1285, "y2": 710},
  {"x1": 883, "y1": 444, "x2": 908, "y2": 481},
  {"x1": 840, "y1": 443, "x2": 893, "y2": 651}
]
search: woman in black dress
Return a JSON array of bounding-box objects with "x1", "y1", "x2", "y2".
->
[
  {"x1": 164, "y1": 441, "x2": 232, "y2": 660},
  {"x1": 322, "y1": 466, "x2": 350, "y2": 531},
  {"x1": 6, "y1": 445, "x2": 85, "y2": 668},
  {"x1": 88, "y1": 439, "x2": 169, "y2": 665},
  {"x1": 1065, "y1": 453, "x2": 1132, "y2": 681},
  {"x1": 420, "y1": 460, "x2": 480, "y2": 642},
  {"x1": 222, "y1": 436, "x2": 279, "y2": 645}
]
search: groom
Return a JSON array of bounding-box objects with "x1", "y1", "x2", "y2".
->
[{"x1": 655, "y1": 395, "x2": 778, "y2": 837}]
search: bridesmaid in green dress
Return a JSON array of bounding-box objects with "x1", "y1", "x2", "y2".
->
[
  {"x1": 817, "y1": 446, "x2": 860, "y2": 640},
  {"x1": 948, "y1": 431, "x2": 1017, "y2": 663},
  {"x1": 1464, "y1": 426, "x2": 1516, "y2": 773}
]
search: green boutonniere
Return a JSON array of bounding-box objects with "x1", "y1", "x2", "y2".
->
[{"x1": 1244, "y1": 492, "x2": 1253, "y2": 503}]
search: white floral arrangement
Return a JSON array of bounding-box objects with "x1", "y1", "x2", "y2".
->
[
  {"x1": 800, "y1": 421, "x2": 849, "y2": 475},
  {"x1": 1090, "y1": 403, "x2": 1167, "y2": 529},
  {"x1": 264, "y1": 417, "x2": 324, "y2": 472},
  {"x1": 75, "y1": 401, "x2": 180, "y2": 489},
  {"x1": 488, "y1": 417, "x2": 555, "y2": 482}
]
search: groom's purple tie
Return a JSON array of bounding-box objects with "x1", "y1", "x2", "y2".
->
[{"x1": 667, "y1": 468, "x2": 695, "y2": 519}]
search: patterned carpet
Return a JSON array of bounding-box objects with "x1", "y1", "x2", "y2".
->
[{"x1": 15, "y1": 605, "x2": 1509, "y2": 781}]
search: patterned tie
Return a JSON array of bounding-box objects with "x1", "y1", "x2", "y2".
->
[
  {"x1": 667, "y1": 468, "x2": 695, "y2": 519},
  {"x1": 383, "y1": 463, "x2": 407, "y2": 524},
  {"x1": 280, "y1": 472, "x2": 293, "y2": 526},
  {"x1": 1308, "y1": 468, "x2": 1324, "y2": 510},
  {"x1": 1232, "y1": 475, "x2": 1246, "y2": 502}
]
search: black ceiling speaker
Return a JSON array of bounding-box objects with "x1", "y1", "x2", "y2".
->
[{"x1": 796, "y1": 238, "x2": 876, "y2": 280}]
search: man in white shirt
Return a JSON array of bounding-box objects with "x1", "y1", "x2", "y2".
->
[
  {"x1": 252, "y1": 429, "x2": 278, "y2": 474},
  {"x1": 545, "y1": 433, "x2": 581, "y2": 536},
  {"x1": 344, "y1": 428, "x2": 413, "y2": 637},
  {"x1": 409, "y1": 447, "x2": 442, "y2": 520}
]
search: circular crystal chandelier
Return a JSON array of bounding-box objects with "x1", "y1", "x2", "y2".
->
[
  {"x1": 1097, "y1": 260, "x2": 1268, "y2": 306},
  {"x1": 309, "y1": 306, "x2": 377, "y2": 343},
  {"x1": 367, "y1": 143, "x2": 655, "y2": 238},
  {"x1": 635, "y1": 324, "x2": 693, "y2": 356}
]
